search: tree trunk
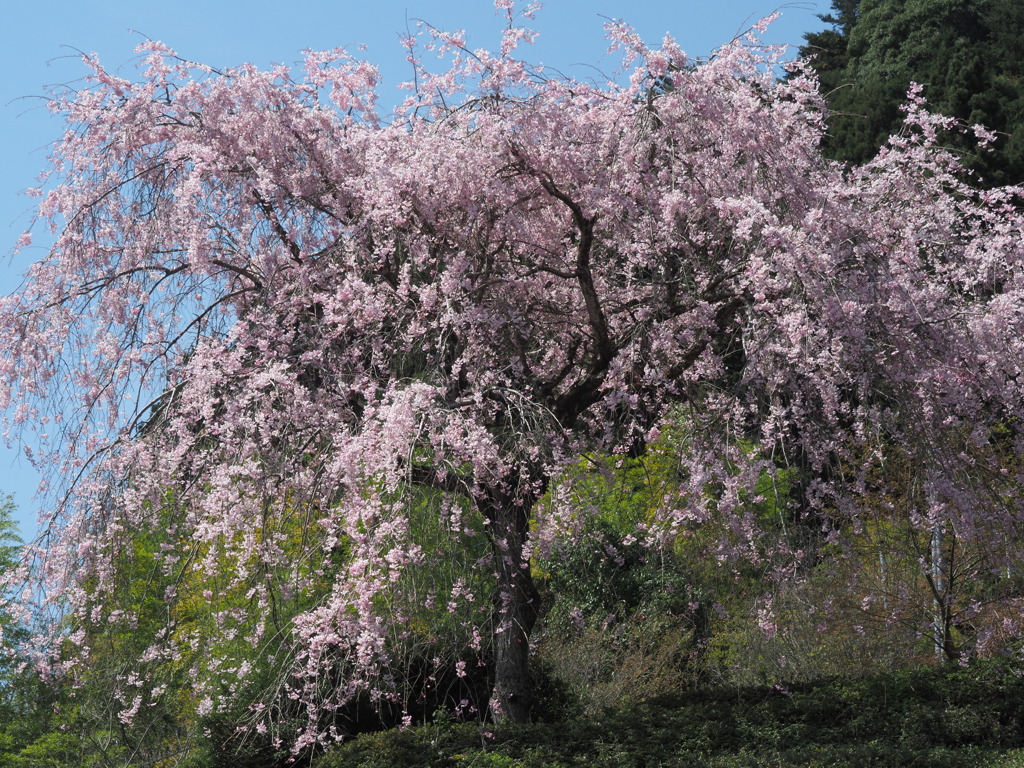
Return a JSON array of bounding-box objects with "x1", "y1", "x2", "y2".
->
[
  {"x1": 483, "y1": 495, "x2": 540, "y2": 723},
  {"x1": 928, "y1": 523, "x2": 961, "y2": 663},
  {"x1": 930, "y1": 523, "x2": 947, "y2": 661}
]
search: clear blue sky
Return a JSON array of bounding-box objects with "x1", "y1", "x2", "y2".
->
[{"x1": 0, "y1": 0, "x2": 826, "y2": 539}]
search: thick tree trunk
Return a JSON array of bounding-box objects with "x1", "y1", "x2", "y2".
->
[{"x1": 483, "y1": 495, "x2": 540, "y2": 723}]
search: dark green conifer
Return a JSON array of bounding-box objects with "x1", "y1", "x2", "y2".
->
[{"x1": 799, "y1": 0, "x2": 1024, "y2": 186}]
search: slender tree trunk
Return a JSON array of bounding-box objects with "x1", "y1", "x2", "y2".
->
[
  {"x1": 924, "y1": 474, "x2": 959, "y2": 663},
  {"x1": 483, "y1": 494, "x2": 539, "y2": 723},
  {"x1": 931, "y1": 523, "x2": 947, "y2": 661}
]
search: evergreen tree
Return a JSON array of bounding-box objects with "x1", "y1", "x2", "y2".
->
[{"x1": 799, "y1": 0, "x2": 1024, "y2": 186}]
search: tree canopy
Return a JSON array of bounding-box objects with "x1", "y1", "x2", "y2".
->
[
  {"x1": 3, "y1": 3, "x2": 1024, "y2": 755},
  {"x1": 799, "y1": 0, "x2": 1024, "y2": 185}
]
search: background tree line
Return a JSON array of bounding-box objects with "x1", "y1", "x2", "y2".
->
[{"x1": 799, "y1": 0, "x2": 1024, "y2": 186}]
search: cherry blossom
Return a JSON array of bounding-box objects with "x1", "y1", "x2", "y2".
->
[{"x1": 3, "y1": 1, "x2": 1024, "y2": 747}]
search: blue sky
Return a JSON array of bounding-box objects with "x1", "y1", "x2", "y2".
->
[{"x1": 0, "y1": 0, "x2": 827, "y2": 539}]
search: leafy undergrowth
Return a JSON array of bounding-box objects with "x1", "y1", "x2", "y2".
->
[{"x1": 313, "y1": 660, "x2": 1024, "y2": 768}]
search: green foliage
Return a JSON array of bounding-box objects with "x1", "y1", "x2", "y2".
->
[
  {"x1": 0, "y1": 483, "x2": 503, "y2": 765},
  {"x1": 542, "y1": 520, "x2": 687, "y2": 621},
  {"x1": 799, "y1": 0, "x2": 1024, "y2": 186},
  {"x1": 529, "y1": 422, "x2": 821, "y2": 713},
  {"x1": 312, "y1": 660, "x2": 1024, "y2": 767},
  {"x1": 530, "y1": 443, "x2": 713, "y2": 716},
  {"x1": 0, "y1": 496, "x2": 69, "y2": 767},
  {"x1": 0, "y1": 489, "x2": 345, "y2": 767},
  {"x1": 0, "y1": 495, "x2": 27, "y2": 712}
]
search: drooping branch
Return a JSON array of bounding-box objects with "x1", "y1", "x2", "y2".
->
[{"x1": 252, "y1": 189, "x2": 303, "y2": 265}]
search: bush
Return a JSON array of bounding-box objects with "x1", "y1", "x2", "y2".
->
[
  {"x1": 313, "y1": 659, "x2": 1024, "y2": 768},
  {"x1": 533, "y1": 520, "x2": 707, "y2": 715}
]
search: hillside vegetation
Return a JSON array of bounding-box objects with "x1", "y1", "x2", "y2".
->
[{"x1": 314, "y1": 661, "x2": 1024, "y2": 768}]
